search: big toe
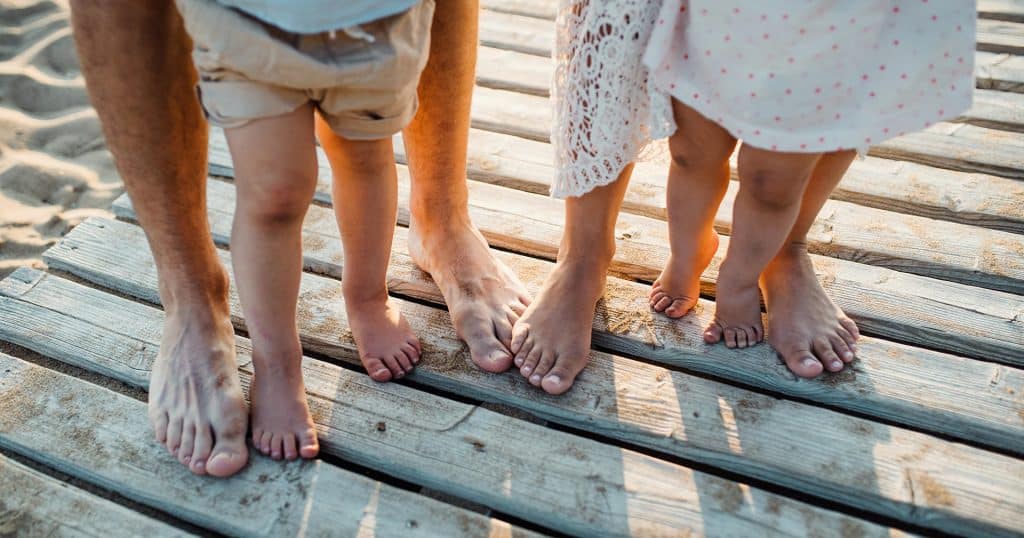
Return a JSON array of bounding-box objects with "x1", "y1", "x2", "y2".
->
[
  {"x1": 703, "y1": 322, "x2": 724, "y2": 344},
  {"x1": 470, "y1": 339, "x2": 514, "y2": 373},
  {"x1": 363, "y1": 357, "x2": 393, "y2": 382},
  {"x1": 541, "y1": 360, "x2": 587, "y2": 396},
  {"x1": 205, "y1": 445, "x2": 249, "y2": 477},
  {"x1": 298, "y1": 429, "x2": 319, "y2": 459},
  {"x1": 782, "y1": 349, "x2": 825, "y2": 378},
  {"x1": 665, "y1": 297, "x2": 696, "y2": 319}
]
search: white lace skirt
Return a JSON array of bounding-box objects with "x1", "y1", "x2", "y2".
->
[{"x1": 551, "y1": 0, "x2": 977, "y2": 199}]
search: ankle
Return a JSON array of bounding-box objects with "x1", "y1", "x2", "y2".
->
[
  {"x1": 161, "y1": 265, "x2": 231, "y2": 319},
  {"x1": 408, "y1": 203, "x2": 473, "y2": 237},
  {"x1": 343, "y1": 283, "x2": 390, "y2": 307}
]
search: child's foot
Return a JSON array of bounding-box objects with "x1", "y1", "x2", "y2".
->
[
  {"x1": 250, "y1": 348, "x2": 319, "y2": 461},
  {"x1": 703, "y1": 267, "x2": 765, "y2": 349},
  {"x1": 346, "y1": 293, "x2": 421, "y2": 382},
  {"x1": 650, "y1": 229, "x2": 720, "y2": 318},
  {"x1": 510, "y1": 259, "x2": 606, "y2": 395},
  {"x1": 760, "y1": 243, "x2": 859, "y2": 378}
]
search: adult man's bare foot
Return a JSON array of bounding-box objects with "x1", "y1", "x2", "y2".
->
[
  {"x1": 650, "y1": 229, "x2": 719, "y2": 318},
  {"x1": 510, "y1": 259, "x2": 605, "y2": 395},
  {"x1": 703, "y1": 267, "x2": 765, "y2": 349},
  {"x1": 249, "y1": 345, "x2": 319, "y2": 461},
  {"x1": 408, "y1": 221, "x2": 530, "y2": 373},
  {"x1": 148, "y1": 290, "x2": 250, "y2": 477},
  {"x1": 346, "y1": 293, "x2": 422, "y2": 382},
  {"x1": 760, "y1": 243, "x2": 859, "y2": 378}
]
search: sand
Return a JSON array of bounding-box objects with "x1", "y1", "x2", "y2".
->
[{"x1": 0, "y1": 0, "x2": 122, "y2": 278}]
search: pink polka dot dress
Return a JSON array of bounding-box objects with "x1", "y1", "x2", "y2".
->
[{"x1": 642, "y1": 0, "x2": 976, "y2": 153}]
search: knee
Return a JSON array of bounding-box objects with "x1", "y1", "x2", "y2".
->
[
  {"x1": 737, "y1": 164, "x2": 806, "y2": 210},
  {"x1": 237, "y1": 178, "x2": 313, "y2": 224},
  {"x1": 668, "y1": 132, "x2": 736, "y2": 173}
]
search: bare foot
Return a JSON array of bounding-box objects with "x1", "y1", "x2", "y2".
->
[
  {"x1": 650, "y1": 229, "x2": 719, "y2": 318},
  {"x1": 249, "y1": 342, "x2": 319, "y2": 460},
  {"x1": 409, "y1": 221, "x2": 530, "y2": 373},
  {"x1": 509, "y1": 259, "x2": 605, "y2": 395},
  {"x1": 148, "y1": 288, "x2": 250, "y2": 477},
  {"x1": 346, "y1": 293, "x2": 422, "y2": 382},
  {"x1": 760, "y1": 243, "x2": 859, "y2": 378},
  {"x1": 703, "y1": 267, "x2": 765, "y2": 349}
]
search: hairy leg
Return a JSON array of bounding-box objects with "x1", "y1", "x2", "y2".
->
[
  {"x1": 70, "y1": 0, "x2": 247, "y2": 477},
  {"x1": 760, "y1": 150, "x2": 861, "y2": 378},
  {"x1": 510, "y1": 166, "x2": 633, "y2": 395},
  {"x1": 403, "y1": 0, "x2": 530, "y2": 373},
  {"x1": 651, "y1": 100, "x2": 735, "y2": 318},
  {"x1": 704, "y1": 145, "x2": 820, "y2": 349},
  {"x1": 317, "y1": 117, "x2": 421, "y2": 382},
  {"x1": 226, "y1": 105, "x2": 319, "y2": 461}
]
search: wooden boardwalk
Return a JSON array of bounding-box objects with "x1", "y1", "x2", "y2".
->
[{"x1": 2, "y1": 1, "x2": 1023, "y2": 536}]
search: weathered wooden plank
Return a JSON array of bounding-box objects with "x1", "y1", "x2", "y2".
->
[
  {"x1": 479, "y1": 10, "x2": 552, "y2": 57},
  {"x1": 0, "y1": 269, "x2": 894, "y2": 538},
  {"x1": 53, "y1": 213, "x2": 1024, "y2": 464},
  {"x1": 30, "y1": 227, "x2": 1024, "y2": 536},
  {"x1": 479, "y1": 0, "x2": 555, "y2": 20},
  {"x1": 0, "y1": 451, "x2": 188, "y2": 537},
  {"x1": 956, "y1": 87, "x2": 1024, "y2": 131},
  {"x1": 976, "y1": 18, "x2": 1024, "y2": 54},
  {"x1": 976, "y1": 51, "x2": 1024, "y2": 91},
  {"x1": 978, "y1": 0, "x2": 1024, "y2": 23},
  {"x1": 0, "y1": 347, "x2": 538, "y2": 538},
  {"x1": 207, "y1": 134, "x2": 1024, "y2": 363}
]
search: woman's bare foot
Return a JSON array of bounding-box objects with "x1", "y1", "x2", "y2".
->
[
  {"x1": 148, "y1": 285, "x2": 250, "y2": 477},
  {"x1": 409, "y1": 220, "x2": 530, "y2": 373},
  {"x1": 345, "y1": 292, "x2": 422, "y2": 382},
  {"x1": 760, "y1": 243, "x2": 859, "y2": 378},
  {"x1": 650, "y1": 229, "x2": 719, "y2": 318},
  {"x1": 510, "y1": 258, "x2": 606, "y2": 395},
  {"x1": 249, "y1": 344, "x2": 319, "y2": 461},
  {"x1": 703, "y1": 265, "x2": 765, "y2": 349}
]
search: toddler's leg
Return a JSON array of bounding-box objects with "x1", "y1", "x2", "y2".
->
[
  {"x1": 760, "y1": 150, "x2": 860, "y2": 378},
  {"x1": 651, "y1": 100, "x2": 735, "y2": 318},
  {"x1": 226, "y1": 104, "x2": 320, "y2": 461},
  {"x1": 316, "y1": 117, "x2": 421, "y2": 382},
  {"x1": 704, "y1": 145, "x2": 820, "y2": 349},
  {"x1": 510, "y1": 166, "x2": 633, "y2": 395}
]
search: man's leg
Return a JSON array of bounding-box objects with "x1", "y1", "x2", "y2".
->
[
  {"x1": 404, "y1": 0, "x2": 531, "y2": 373},
  {"x1": 69, "y1": 1, "x2": 248, "y2": 477}
]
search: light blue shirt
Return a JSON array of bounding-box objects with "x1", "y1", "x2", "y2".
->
[{"x1": 219, "y1": 1, "x2": 419, "y2": 34}]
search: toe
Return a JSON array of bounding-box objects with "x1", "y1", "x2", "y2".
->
[
  {"x1": 380, "y1": 354, "x2": 405, "y2": 379},
  {"x1": 494, "y1": 318, "x2": 514, "y2": 350},
  {"x1": 206, "y1": 447, "x2": 249, "y2": 478},
  {"x1": 401, "y1": 343, "x2": 420, "y2": 365},
  {"x1": 724, "y1": 327, "x2": 739, "y2": 348},
  {"x1": 840, "y1": 317, "x2": 860, "y2": 341},
  {"x1": 190, "y1": 426, "x2": 213, "y2": 475},
  {"x1": 509, "y1": 301, "x2": 527, "y2": 317},
  {"x1": 150, "y1": 409, "x2": 169, "y2": 443},
  {"x1": 510, "y1": 322, "x2": 530, "y2": 354},
  {"x1": 393, "y1": 351, "x2": 413, "y2": 374},
  {"x1": 520, "y1": 346, "x2": 541, "y2": 377},
  {"x1": 703, "y1": 322, "x2": 724, "y2": 344},
  {"x1": 363, "y1": 357, "x2": 393, "y2": 382},
  {"x1": 829, "y1": 334, "x2": 855, "y2": 363},
  {"x1": 165, "y1": 417, "x2": 183, "y2": 455},
  {"x1": 782, "y1": 346, "x2": 825, "y2": 378},
  {"x1": 530, "y1": 352, "x2": 555, "y2": 386},
  {"x1": 813, "y1": 337, "x2": 844, "y2": 372},
  {"x1": 653, "y1": 295, "x2": 673, "y2": 312},
  {"x1": 270, "y1": 433, "x2": 284, "y2": 460},
  {"x1": 513, "y1": 338, "x2": 533, "y2": 368},
  {"x1": 259, "y1": 431, "x2": 273, "y2": 455},
  {"x1": 664, "y1": 297, "x2": 695, "y2": 318},
  {"x1": 298, "y1": 428, "x2": 319, "y2": 459},
  {"x1": 462, "y1": 317, "x2": 514, "y2": 373},
  {"x1": 283, "y1": 434, "x2": 298, "y2": 460},
  {"x1": 251, "y1": 428, "x2": 263, "y2": 449},
  {"x1": 178, "y1": 423, "x2": 196, "y2": 466},
  {"x1": 542, "y1": 356, "x2": 589, "y2": 396}
]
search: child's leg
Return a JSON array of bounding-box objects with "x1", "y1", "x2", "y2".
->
[
  {"x1": 315, "y1": 116, "x2": 421, "y2": 382},
  {"x1": 760, "y1": 150, "x2": 860, "y2": 377},
  {"x1": 226, "y1": 104, "x2": 320, "y2": 461},
  {"x1": 510, "y1": 165, "x2": 633, "y2": 395},
  {"x1": 650, "y1": 100, "x2": 736, "y2": 318},
  {"x1": 704, "y1": 145, "x2": 821, "y2": 349}
]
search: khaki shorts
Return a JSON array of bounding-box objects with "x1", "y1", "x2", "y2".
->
[{"x1": 175, "y1": 0, "x2": 434, "y2": 140}]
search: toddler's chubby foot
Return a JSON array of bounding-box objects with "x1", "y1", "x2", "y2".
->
[
  {"x1": 650, "y1": 229, "x2": 719, "y2": 318},
  {"x1": 148, "y1": 295, "x2": 250, "y2": 478},
  {"x1": 346, "y1": 293, "x2": 421, "y2": 382},
  {"x1": 760, "y1": 244, "x2": 859, "y2": 378},
  {"x1": 250, "y1": 347, "x2": 319, "y2": 461},
  {"x1": 510, "y1": 259, "x2": 605, "y2": 395},
  {"x1": 703, "y1": 271, "x2": 765, "y2": 349}
]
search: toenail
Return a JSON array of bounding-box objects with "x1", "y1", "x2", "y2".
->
[
  {"x1": 530, "y1": 375, "x2": 541, "y2": 383},
  {"x1": 514, "y1": 358, "x2": 523, "y2": 366},
  {"x1": 802, "y1": 357, "x2": 818, "y2": 368},
  {"x1": 521, "y1": 366, "x2": 532, "y2": 374},
  {"x1": 546, "y1": 375, "x2": 561, "y2": 384},
  {"x1": 832, "y1": 360, "x2": 842, "y2": 368},
  {"x1": 843, "y1": 352, "x2": 854, "y2": 360}
]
